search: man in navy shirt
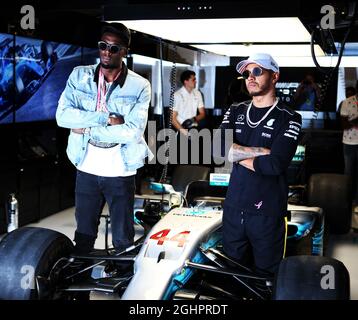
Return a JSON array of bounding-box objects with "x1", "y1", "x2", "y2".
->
[{"x1": 218, "y1": 53, "x2": 302, "y2": 277}]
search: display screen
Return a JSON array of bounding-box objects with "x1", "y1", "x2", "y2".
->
[
  {"x1": 209, "y1": 173, "x2": 230, "y2": 186},
  {"x1": 276, "y1": 67, "x2": 338, "y2": 113},
  {"x1": 81, "y1": 47, "x2": 99, "y2": 66},
  {"x1": 0, "y1": 33, "x2": 116, "y2": 124},
  {"x1": 216, "y1": 65, "x2": 338, "y2": 117},
  {"x1": 0, "y1": 33, "x2": 15, "y2": 124},
  {"x1": 14, "y1": 36, "x2": 82, "y2": 123},
  {"x1": 276, "y1": 82, "x2": 300, "y2": 106}
]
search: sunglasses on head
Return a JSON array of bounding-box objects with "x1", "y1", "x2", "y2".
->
[
  {"x1": 241, "y1": 66, "x2": 264, "y2": 79},
  {"x1": 98, "y1": 41, "x2": 125, "y2": 54}
]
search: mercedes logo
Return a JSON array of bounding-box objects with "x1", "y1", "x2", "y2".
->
[{"x1": 237, "y1": 114, "x2": 245, "y2": 121}]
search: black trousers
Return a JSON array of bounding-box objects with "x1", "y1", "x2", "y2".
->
[
  {"x1": 223, "y1": 205, "x2": 286, "y2": 275},
  {"x1": 74, "y1": 170, "x2": 136, "y2": 252}
]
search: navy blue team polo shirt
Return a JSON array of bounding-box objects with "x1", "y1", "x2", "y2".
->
[{"x1": 219, "y1": 100, "x2": 302, "y2": 218}]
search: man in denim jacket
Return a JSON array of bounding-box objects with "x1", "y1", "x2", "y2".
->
[{"x1": 56, "y1": 22, "x2": 152, "y2": 255}]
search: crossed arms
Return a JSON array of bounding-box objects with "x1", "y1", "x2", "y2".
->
[
  {"x1": 71, "y1": 115, "x2": 124, "y2": 134},
  {"x1": 56, "y1": 69, "x2": 151, "y2": 144},
  {"x1": 228, "y1": 143, "x2": 270, "y2": 171}
]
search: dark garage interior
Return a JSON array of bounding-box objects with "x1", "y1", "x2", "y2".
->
[{"x1": 0, "y1": 0, "x2": 357, "y2": 302}]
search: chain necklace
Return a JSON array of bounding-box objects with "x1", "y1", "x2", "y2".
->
[{"x1": 246, "y1": 98, "x2": 279, "y2": 128}]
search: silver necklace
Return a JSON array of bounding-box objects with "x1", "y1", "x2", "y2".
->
[{"x1": 246, "y1": 98, "x2": 279, "y2": 128}]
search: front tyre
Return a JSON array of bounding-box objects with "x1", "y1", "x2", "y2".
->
[
  {"x1": 273, "y1": 255, "x2": 350, "y2": 300},
  {"x1": 0, "y1": 227, "x2": 73, "y2": 300}
]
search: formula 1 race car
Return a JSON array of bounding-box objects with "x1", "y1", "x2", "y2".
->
[{"x1": 0, "y1": 174, "x2": 351, "y2": 300}]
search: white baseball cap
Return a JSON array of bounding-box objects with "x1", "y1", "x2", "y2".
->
[{"x1": 236, "y1": 53, "x2": 279, "y2": 74}]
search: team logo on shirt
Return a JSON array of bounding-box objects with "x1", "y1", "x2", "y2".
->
[
  {"x1": 222, "y1": 111, "x2": 230, "y2": 124},
  {"x1": 261, "y1": 132, "x2": 271, "y2": 139},
  {"x1": 263, "y1": 118, "x2": 275, "y2": 130},
  {"x1": 237, "y1": 114, "x2": 245, "y2": 121},
  {"x1": 254, "y1": 201, "x2": 263, "y2": 210},
  {"x1": 236, "y1": 114, "x2": 245, "y2": 125},
  {"x1": 284, "y1": 121, "x2": 301, "y2": 141}
]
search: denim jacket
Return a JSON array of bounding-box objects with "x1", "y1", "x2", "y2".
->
[{"x1": 56, "y1": 63, "x2": 153, "y2": 172}]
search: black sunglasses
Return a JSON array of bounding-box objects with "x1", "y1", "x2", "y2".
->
[
  {"x1": 98, "y1": 41, "x2": 125, "y2": 54},
  {"x1": 241, "y1": 66, "x2": 264, "y2": 79}
]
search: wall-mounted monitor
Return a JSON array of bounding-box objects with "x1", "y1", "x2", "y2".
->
[
  {"x1": 276, "y1": 67, "x2": 338, "y2": 113},
  {"x1": 0, "y1": 33, "x2": 15, "y2": 124},
  {"x1": 14, "y1": 36, "x2": 82, "y2": 123},
  {"x1": 81, "y1": 47, "x2": 99, "y2": 66},
  {"x1": 215, "y1": 65, "x2": 339, "y2": 129}
]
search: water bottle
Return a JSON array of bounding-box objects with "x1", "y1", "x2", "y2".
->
[{"x1": 7, "y1": 193, "x2": 19, "y2": 233}]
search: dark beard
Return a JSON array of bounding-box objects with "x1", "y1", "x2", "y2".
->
[
  {"x1": 249, "y1": 91, "x2": 263, "y2": 97},
  {"x1": 248, "y1": 82, "x2": 270, "y2": 97},
  {"x1": 100, "y1": 62, "x2": 118, "y2": 69}
]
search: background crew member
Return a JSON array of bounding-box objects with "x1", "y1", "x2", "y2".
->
[
  {"x1": 218, "y1": 53, "x2": 302, "y2": 276},
  {"x1": 56, "y1": 22, "x2": 152, "y2": 255},
  {"x1": 172, "y1": 70, "x2": 206, "y2": 136},
  {"x1": 292, "y1": 73, "x2": 321, "y2": 111},
  {"x1": 340, "y1": 80, "x2": 358, "y2": 210}
]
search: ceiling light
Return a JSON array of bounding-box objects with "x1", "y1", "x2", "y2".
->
[
  {"x1": 275, "y1": 56, "x2": 358, "y2": 67},
  {"x1": 108, "y1": 18, "x2": 311, "y2": 43},
  {"x1": 131, "y1": 54, "x2": 190, "y2": 67},
  {"x1": 192, "y1": 44, "x2": 325, "y2": 57}
]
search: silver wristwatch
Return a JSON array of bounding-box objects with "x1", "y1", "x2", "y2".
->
[{"x1": 82, "y1": 127, "x2": 91, "y2": 135}]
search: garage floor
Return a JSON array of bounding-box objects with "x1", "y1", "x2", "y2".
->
[{"x1": 6, "y1": 207, "x2": 358, "y2": 300}]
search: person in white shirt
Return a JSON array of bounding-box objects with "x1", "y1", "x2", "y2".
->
[
  {"x1": 340, "y1": 80, "x2": 358, "y2": 207},
  {"x1": 172, "y1": 70, "x2": 206, "y2": 137}
]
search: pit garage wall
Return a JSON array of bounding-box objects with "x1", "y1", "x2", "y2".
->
[
  {"x1": 0, "y1": 124, "x2": 76, "y2": 234},
  {"x1": 131, "y1": 43, "x2": 229, "y2": 116}
]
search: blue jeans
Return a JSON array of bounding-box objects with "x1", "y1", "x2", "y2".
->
[
  {"x1": 343, "y1": 144, "x2": 358, "y2": 203},
  {"x1": 74, "y1": 170, "x2": 136, "y2": 251}
]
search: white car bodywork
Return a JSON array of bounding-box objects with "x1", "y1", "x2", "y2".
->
[
  {"x1": 123, "y1": 207, "x2": 222, "y2": 299},
  {"x1": 122, "y1": 202, "x2": 322, "y2": 300}
]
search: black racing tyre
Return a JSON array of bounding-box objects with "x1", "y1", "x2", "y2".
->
[
  {"x1": 273, "y1": 255, "x2": 350, "y2": 300},
  {"x1": 0, "y1": 227, "x2": 73, "y2": 300},
  {"x1": 307, "y1": 173, "x2": 352, "y2": 234}
]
